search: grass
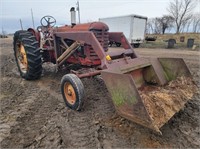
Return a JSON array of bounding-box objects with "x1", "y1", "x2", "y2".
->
[
  {"x1": 143, "y1": 33, "x2": 200, "y2": 50},
  {"x1": 141, "y1": 41, "x2": 200, "y2": 50}
]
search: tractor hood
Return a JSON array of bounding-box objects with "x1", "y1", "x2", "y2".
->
[{"x1": 55, "y1": 22, "x2": 109, "y2": 32}]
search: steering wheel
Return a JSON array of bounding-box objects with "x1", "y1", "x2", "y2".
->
[{"x1": 40, "y1": 15, "x2": 56, "y2": 27}]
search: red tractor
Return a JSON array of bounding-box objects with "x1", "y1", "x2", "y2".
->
[{"x1": 13, "y1": 9, "x2": 196, "y2": 133}]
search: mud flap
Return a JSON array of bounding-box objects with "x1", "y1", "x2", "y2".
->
[{"x1": 101, "y1": 57, "x2": 196, "y2": 133}]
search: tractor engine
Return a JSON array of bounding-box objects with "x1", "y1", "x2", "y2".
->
[{"x1": 52, "y1": 22, "x2": 109, "y2": 66}]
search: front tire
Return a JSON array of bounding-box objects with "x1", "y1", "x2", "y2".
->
[
  {"x1": 13, "y1": 30, "x2": 42, "y2": 80},
  {"x1": 61, "y1": 74, "x2": 84, "y2": 111}
]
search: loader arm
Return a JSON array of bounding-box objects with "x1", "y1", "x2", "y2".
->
[{"x1": 54, "y1": 31, "x2": 138, "y2": 69}]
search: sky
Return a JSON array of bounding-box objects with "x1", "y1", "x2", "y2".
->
[{"x1": 0, "y1": 0, "x2": 200, "y2": 33}]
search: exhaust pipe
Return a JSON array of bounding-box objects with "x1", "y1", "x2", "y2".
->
[{"x1": 70, "y1": 7, "x2": 76, "y2": 26}]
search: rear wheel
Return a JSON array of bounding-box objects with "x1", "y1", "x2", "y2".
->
[
  {"x1": 13, "y1": 30, "x2": 42, "y2": 80},
  {"x1": 109, "y1": 41, "x2": 113, "y2": 47},
  {"x1": 61, "y1": 74, "x2": 84, "y2": 111},
  {"x1": 116, "y1": 43, "x2": 121, "y2": 47},
  {"x1": 133, "y1": 43, "x2": 140, "y2": 48}
]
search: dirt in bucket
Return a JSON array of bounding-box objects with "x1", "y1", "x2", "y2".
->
[{"x1": 139, "y1": 76, "x2": 198, "y2": 129}]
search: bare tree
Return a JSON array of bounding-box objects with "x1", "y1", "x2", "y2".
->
[
  {"x1": 156, "y1": 15, "x2": 174, "y2": 34},
  {"x1": 185, "y1": 18, "x2": 193, "y2": 32},
  {"x1": 182, "y1": 13, "x2": 200, "y2": 33},
  {"x1": 146, "y1": 18, "x2": 162, "y2": 34},
  {"x1": 153, "y1": 18, "x2": 162, "y2": 34},
  {"x1": 146, "y1": 16, "x2": 174, "y2": 34},
  {"x1": 146, "y1": 19, "x2": 153, "y2": 34},
  {"x1": 192, "y1": 13, "x2": 200, "y2": 33},
  {"x1": 167, "y1": 0, "x2": 195, "y2": 33},
  {"x1": 146, "y1": 18, "x2": 156, "y2": 34}
]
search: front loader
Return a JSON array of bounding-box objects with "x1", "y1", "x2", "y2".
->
[{"x1": 13, "y1": 8, "x2": 197, "y2": 133}]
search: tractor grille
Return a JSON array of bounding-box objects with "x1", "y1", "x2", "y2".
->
[
  {"x1": 84, "y1": 29, "x2": 109, "y2": 62},
  {"x1": 92, "y1": 30, "x2": 109, "y2": 51}
]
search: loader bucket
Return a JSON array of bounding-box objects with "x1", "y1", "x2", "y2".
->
[{"x1": 101, "y1": 57, "x2": 197, "y2": 133}]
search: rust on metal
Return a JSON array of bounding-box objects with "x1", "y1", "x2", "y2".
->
[
  {"x1": 158, "y1": 58, "x2": 191, "y2": 81},
  {"x1": 57, "y1": 41, "x2": 80, "y2": 66},
  {"x1": 109, "y1": 32, "x2": 133, "y2": 50},
  {"x1": 72, "y1": 70, "x2": 101, "y2": 78},
  {"x1": 64, "y1": 82, "x2": 76, "y2": 105},
  {"x1": 54, "y1": 31, "x2": 109, "y2": 68},
  {"x1": 101, "y1": 57, "x2": 197, "y2": 133},
  {"x1": 23, "y1": 16, "x2": 197, "y2": 133},
  {"x1": 55, "y1": 22, "x2": 109, "y2": 32}
]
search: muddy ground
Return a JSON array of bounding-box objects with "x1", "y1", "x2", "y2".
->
[{"x1": 0, "y1": 37, "x2": 200, "y2": 148}]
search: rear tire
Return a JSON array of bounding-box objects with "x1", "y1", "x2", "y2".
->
[
  {"x1": 61, "y1": 74, "x2": 84, "y2": 111},
  {"x1": 13, "y1": 30, "x2": 42, "y2": 80},
  {"x1": 133, "y1": 43, "x2": 140, "y2": 48},
  {"x1": 116, "y1": 43, "x2": 121, "y2": 47}
]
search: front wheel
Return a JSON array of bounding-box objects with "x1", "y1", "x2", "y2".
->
[{"x1": 61, "y1": 74, "x2": 84, "y2": 111}]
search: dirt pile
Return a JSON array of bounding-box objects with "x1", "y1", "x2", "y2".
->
[{"x1": 140, "y1": 76, "x2": 198, "y2": 129}]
